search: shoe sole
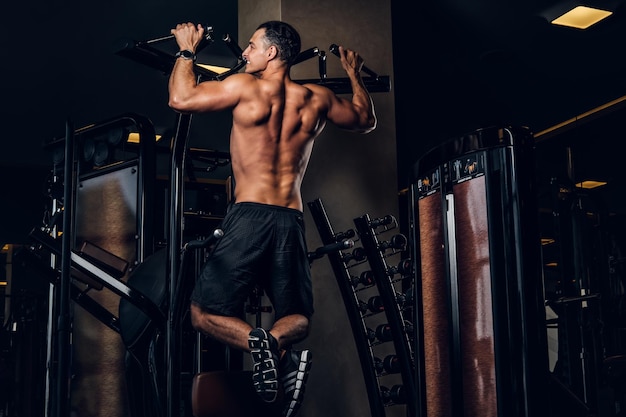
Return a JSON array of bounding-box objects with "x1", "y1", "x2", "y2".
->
[
  {"x1": 249, "y1": 329, "x2": 279, "y2": 403},
  {"x1": 281, "y1": 350, "x2": 312, "y2": 417}
]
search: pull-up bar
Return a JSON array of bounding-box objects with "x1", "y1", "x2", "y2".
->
[{"x1": 115, "y1": 28, "x2": 391, "y2": 93}]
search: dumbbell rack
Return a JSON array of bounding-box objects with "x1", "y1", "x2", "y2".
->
[{"x1": 308, "y1": 198, "x2": 416, "y2": 417}]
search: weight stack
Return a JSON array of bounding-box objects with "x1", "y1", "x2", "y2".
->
[{"x1": 408, "y1": 126, "x2": 549, "y2": 417}]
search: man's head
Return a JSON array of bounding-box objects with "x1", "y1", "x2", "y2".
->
[{"x1": 256, "y1": 21, "x2": 301, "y2": 66}]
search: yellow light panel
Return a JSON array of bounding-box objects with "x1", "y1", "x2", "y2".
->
[
  {"x1": 551, "y1": 6, "x2": 612, "y2": 29},
  {"x1": 196, "y1": 63, "x2": 232, "y2": 74},
  {"x1": 575, "y1": 180, "x2": 607, "y2": 189},
  {"x1": 127, "y1": 133, "x2": 163, "y2": 143}
]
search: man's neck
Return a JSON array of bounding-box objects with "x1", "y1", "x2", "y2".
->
[{"x1": 255, "y1": 64, "x2": 289, "y2": 81}]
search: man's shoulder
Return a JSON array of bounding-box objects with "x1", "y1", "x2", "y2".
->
[
  {"x1": 217, "y1": 73, "x2": 262, "y2": 95},
  {"x1": 300, "y1": 81, "x2": 329, "y2": 91},
  {"x1": 222, "y1": 72, "x2": 257, "y2": 84},
  {"x1": 297, "y1": 82, "x2": 335, "y2": 99}
]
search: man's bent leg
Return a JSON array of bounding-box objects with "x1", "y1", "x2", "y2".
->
[
  {"x1": 190, "y1": 305, "x2": 312, "y2": 412},
  {"x1": 268, "y1": 314, "x2": 310, "y2": 350},
  {"x1": 189, "y1": 303, "x2": 252, "y2": 351},
  {"x1": 189, "y1": 306, "x2": 310, "y2": 353},
  {"x1": 190, "y1": 303, "x2": 280, "y2": 401}
]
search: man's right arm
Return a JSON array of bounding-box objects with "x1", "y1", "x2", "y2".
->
[
  {"x1": 169, "y1": 64, "x2": 252, "y2": 114},
  {"x1": 168, "y1": 22, "x2": 245, "y2": 114}
]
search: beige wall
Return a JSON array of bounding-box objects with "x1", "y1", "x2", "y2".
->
[{"x1": 238, "y1": 2, "x2": 401, "y2": 417}]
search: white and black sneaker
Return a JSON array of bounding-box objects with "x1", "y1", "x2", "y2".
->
[
  {"x1": 280, "y1": 349, "x2": 312, "y2": 417},
  {"x1": 248, "y1": 327, "x2": 280, "y2": 403}
]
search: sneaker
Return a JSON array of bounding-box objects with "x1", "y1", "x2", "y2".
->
[
  {"x1": 248, "y1": 327, "x2": 280, "y2": 403},
  {"x1": 280, "y1": 349, "x2": 312, "y2": 417}
]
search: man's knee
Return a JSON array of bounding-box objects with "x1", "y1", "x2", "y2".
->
[
  {"x1": 189, "y1": 303, "x2": 204, "y2": 331},
  {"x1": 279, "y1": 313, "x2": 311, "y2": 336},
  {"x1": 300, "y1": 316, "x2": 311, "y2": 337}
]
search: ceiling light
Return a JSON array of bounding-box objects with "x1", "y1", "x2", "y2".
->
[{"x1": 551, "y1": 5, "x2": 613, "y2": 29}]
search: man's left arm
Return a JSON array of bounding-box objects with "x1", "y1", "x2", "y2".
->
[{"x1": 324, "y1": 45, "x2": 377, "y2": 133}]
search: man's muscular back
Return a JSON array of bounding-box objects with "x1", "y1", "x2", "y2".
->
[{"x1": 229, "y1": 75, "x2": 330, "y2": 211}]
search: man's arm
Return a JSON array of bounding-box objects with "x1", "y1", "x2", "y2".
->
[
  {"x1": 168, "y1": 22, "x2": 242, "y2": 113},
  {"x1": 324, "y1": 45, "x2": 377, "y2": 133}
]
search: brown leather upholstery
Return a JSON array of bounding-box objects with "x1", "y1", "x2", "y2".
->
[{"x1": 191, "y1": 371, "x2": 283, "y2": 417}]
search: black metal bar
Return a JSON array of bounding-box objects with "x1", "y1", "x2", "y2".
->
[
  {"x1": 222, "y1": 33, "x2": 243, "y2": 60},
  {"x1": 307, "y1": 198, "x2": 386, "y2": 417},
  {"x1": 166, "y1": 112, "x2": 193, "y2": 417},
  {"x1": 329, "y1": 43, "x2": 379, "y2": 79},
  {"x1": 318, "y1": 51, "x2": 327, "y2": 79},
  {"x1": 29, "y1": 227, "x2": 166, "y2": 327},
  {"x1": 407, "y1": 184, "x2": 426, "y2": 417},
  {"x1": 139, "y1": 25, "x2": 215, "y2": 46},
  {"x1": 19, "y1": 246, "x2": 123, "y2": 333},
  {"x1": 54, "y1": 119, "x2": 75, "y2": 417},
  {"x1": 294, "y1": 76, "x2": 391, "y2": 94},
  {"x1": 134, "y1": 114, "x2": 157, "y2": 263},
  {"x1": 114, "y1": 38, "x2": 223, "y2": 79},
  {"x1": 292, "y1": 47, "x2": 320, "y2": 65}
]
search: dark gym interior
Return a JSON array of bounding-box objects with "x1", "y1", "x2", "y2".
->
[{"x1": 2, "y1": 0, "x2": 626, "y2": 416}]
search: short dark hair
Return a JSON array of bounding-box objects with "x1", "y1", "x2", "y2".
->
[{"x1": 256, "y1": 21, "x2": 301, "y2": 66}]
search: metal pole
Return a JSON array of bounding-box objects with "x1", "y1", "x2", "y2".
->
[
  {"x1": 54, "y1": 119, "x2": 75, "y2": 417},
  {"x1": 166, "y1": 112, "x2": 192, "y2": 417}
]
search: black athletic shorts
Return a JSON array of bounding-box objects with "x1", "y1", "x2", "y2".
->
[{"x1": 190, "y1": 202, "x2": 314, "y2": 320}]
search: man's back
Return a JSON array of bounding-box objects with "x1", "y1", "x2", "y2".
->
[{"x1": 229, "y1": 75, "x2": 329, "y2": 211}]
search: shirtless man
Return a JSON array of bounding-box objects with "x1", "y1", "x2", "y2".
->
[{"x1": 168, "y1": 20, "x2": 376, "y2": 417}]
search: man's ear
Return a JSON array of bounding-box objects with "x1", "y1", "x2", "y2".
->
[{"x1": 267, "y1": 45, "x2": 278, "y2": 60}]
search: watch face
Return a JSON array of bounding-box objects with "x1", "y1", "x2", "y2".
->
[{"x1": 177, "y1": 50, "x2": 195, "y2": 60}]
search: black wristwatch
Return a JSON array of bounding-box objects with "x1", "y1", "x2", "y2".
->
[{"x1": 175, "y1": 50, "x2": 196, "y2": 62}]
